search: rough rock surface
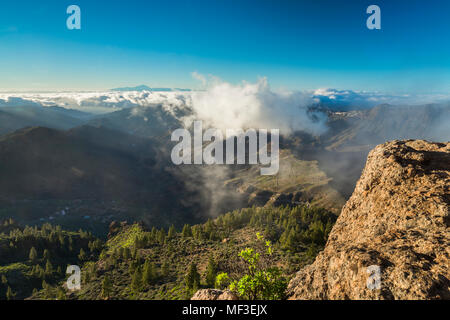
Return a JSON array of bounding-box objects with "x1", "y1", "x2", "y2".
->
[
  {"x1": 287, "y1": 140, "x2": 449, "y2": 300},
  {"x1": 191, "y1": 289, "x2": 238, "y2": 300}
]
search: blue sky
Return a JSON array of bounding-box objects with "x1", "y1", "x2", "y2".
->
[{"x1": 0, "y1": 0, "x2": 449, "y2": 93}]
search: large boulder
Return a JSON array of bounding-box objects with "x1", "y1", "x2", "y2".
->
[
  {"x1": 191, "y1": 289, "x2": 238, "y2": 300},
  {"x1": 287, "y1": 140, "x2": 449, "y2": 300}
]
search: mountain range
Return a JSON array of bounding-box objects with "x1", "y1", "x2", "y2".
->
[
  {"x1": 0, "y1": 99, "x2": 448, "y2": 234},
  {"x1": 0, "y1": 96, "x2": 448, "y2": 301},
  {"x1": 110, "y1": 85, "x2": 192, "y2": 92}
]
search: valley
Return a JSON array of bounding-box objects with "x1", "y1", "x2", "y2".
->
[
  {"x1": 0, "y1": 99, "x2": 448, "y2": 234},
  {"x1": 0, "y1": 97, "x2": 448, "y2": 300}
]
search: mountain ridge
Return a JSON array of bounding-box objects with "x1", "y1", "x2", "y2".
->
[{"x1": 110, "y1": 85, "x2": 191, "y2": 92}]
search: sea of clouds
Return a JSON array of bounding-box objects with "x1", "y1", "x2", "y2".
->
[
  {"x1": 0, "y1": 78, "x2": 325, "y2": 135},
  {"x1": 312, "y1": 88, "x2": 450, "y2": 109},
  {"x1": 1, "y1": 75, "x2": 449, "y2": 135}
]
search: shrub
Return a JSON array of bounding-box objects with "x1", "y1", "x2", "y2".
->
[{"x1": 224, "y1": 233, "x2": 287, "y2": 300}]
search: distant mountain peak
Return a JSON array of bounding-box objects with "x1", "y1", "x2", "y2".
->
[{"x1": 110, "y1": 85, "x2": 191, "y2": 92}]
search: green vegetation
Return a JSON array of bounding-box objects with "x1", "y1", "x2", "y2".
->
[
  {"x1": 74, "y1": 205, "x2": 335, "y2": 300},
  {"x1": 106, "y1": 223, "x2": 145, "y2": 254},
  {"x1": 225, "y1": 233, "x2": 287, "y2": 300},
  {"x1": 185, "y1": 263, "x2": 200, "y2": 294},
  {"x1": 0, "y1": 218, "x2": 102, "y2": 300},
  {"x1": 205, "y1": 256, "x2": 217, "y2": 288},
  {"x1": 0, "y1": 204, "x2": 336, "y2": 300}
]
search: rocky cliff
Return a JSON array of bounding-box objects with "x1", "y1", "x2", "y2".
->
[{"x1": 287, "y1": 140, "x2": 449, "y2": 299}]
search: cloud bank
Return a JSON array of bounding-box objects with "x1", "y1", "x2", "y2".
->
[
  {"x1": 1, "y1": 76, "x2": 449, "y2": 135},
  {"x1": 312, "y1": 88, "x2": 450, "y2": 109},
  {"x1": 0, "y1": 91, "x2": 188, "y2": 114},
  {"x1": 187, "y1": 77, "x2": 324, "y2": 135}
]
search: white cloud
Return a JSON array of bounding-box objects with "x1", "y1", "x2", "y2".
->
[
  {"x1": 312, "y1": 88, "x2": 450, "y2": 108},
  {"x1": 1, "y1": 77, "x2": 448, "y2": 135},
  {"x1": 0, "y1": 79, "x2": 326, "y2": 135},
  {"x1": 0, "y1": 90, "x2": 190, "y2": 114},
  {"x1": 187, "y1": 76, "x2": 324, "y2": 135},
  {"x1": 191, "y1": 71, "x2": 207, "y2": 86}
]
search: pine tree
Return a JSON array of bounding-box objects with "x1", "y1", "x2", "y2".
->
[
  {"x1": 185, "y1": 263, "x2": 200, "y2": 290},
  {"x1": 150, "y1": 227, "x2": 157, "y2": 240},
  {"x1": 43, "y1": 249, "x2": 50, "y2": 261},
  {"x1": 29, "y1": 246, "x2": 38, "y2": 262},
  {"x1": 191, "y1": 225, "x2": 200, "y2": 240},
  {"x1": 45, "y1": 260, "x2": 53, "y2": 275},
  {"x1": 101, "y1": 275, "x2": 113, "y2": 299},
  {"x1": 128, "y1": 259, "x2": 137, "y2": 274},
  {"x1": 205, "y1": 256, "x2": 217, "y2": 288},
  {"x1": 204, "y1": 219, "x2": 214, "y2": 234},
  {"x1": 123, "y1": 247, "x2": 131, "y2": 260},
  {"x1": 131, "y1": 267, "x2": 143, "y2": 292},
  {"x1": 142, "y1": 260, "x2": 156, "y2": 285},
  {"x1": 42, "y1": 280, "x2": 52, "y2": 299},
  {"x1": 209, "y1": 230, "x2": 217, "y2": 241},
  {"x1": 182, "y1": 224, "x2": 192, "y2": 237},
  {"x1": 118, "y1": 247, "x2": 124, "y2": 259},
  {"x1": 157, "y1": 229, "x2": 166, "y2": 244},
  {"x1": 6, "y1": 286, "x2": 15, "y2": 300},
  {"x1": 168, "y1": 225, "x2": 176, "y2": 239},
  {"x1": 78, "y1": 248, "x2": 87, "y2": 261}
]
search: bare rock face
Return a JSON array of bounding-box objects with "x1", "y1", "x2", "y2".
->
[
  {"x1": 191, "y1": 289, "x2": 238, "y2": 300},
  {"x1": 287, "y1": 140, "x2": 450, "y2": 300}
]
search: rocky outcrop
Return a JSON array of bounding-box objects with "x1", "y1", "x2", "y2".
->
[
  {"x1": 191, "y1": 289, "x2": 238, "y2": 300},
  {"x1": 287, "y1": 140, "x2": 450, "y2": 300}
]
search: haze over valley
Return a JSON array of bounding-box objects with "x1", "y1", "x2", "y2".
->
[{"x1": 0, "y1": 79, "x2": 448, "y2": 235}]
